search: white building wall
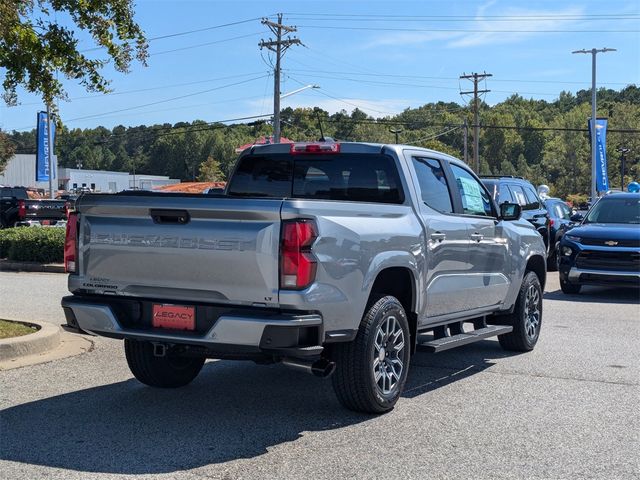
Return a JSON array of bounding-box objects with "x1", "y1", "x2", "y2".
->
[{"x1": 2, "y1": 155, "x2": 179, "y2": 193}]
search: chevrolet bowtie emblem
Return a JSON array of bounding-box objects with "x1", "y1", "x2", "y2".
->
[{"x1": 604, "y1": 240, "x2": 618, "y2": 246}]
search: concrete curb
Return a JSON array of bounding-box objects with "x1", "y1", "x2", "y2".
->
[
  {"x1": 0, "y1": 259, "x2": 65, "y2": 273},
  {"x1": 0, "y1": 320, "x2": 61, "y2": 362}
]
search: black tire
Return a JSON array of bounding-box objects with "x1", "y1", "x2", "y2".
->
[
  {"x1": 124, "y1": 339, "x2": 205, "y2": 388},
  {"x1": 560, "y1": 278, "x2": 581, "y2": 294},
  {"x1": 498, "y1": 271, "x2": 543, "y2": 352},
  {"x1": 331, "y1": 296, "x2": 411, "y2": 414}
]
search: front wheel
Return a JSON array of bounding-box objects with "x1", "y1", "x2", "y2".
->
[
  {"x1": 498, "y1": 271, "x2": 543, "y2": 352},
  {"x1": 560, "y1": 278, "x2": 581, "y2": 294},
  {"x1": 124, "y1": 340, "x2": 205, "y2": 388},
  {"x1": 331, "y1": 296, "x2": 411, "y2": 414}
]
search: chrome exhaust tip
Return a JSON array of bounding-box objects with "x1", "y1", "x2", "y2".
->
[{"x1": 282, "y1": 357, "x2": 336, "y2": 378}]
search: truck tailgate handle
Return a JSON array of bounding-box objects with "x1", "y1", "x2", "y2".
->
[{"x1": 150, "y1": 209, "x2": 190, "y2": 225}]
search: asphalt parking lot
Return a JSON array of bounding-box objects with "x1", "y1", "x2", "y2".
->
[{"x1": 0, "y1": 271, "x2": 638, "y2": 480}]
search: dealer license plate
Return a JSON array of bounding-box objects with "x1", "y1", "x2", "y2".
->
[{"x1": 152, "y1": 304, "x2": 195, "y2": 331}]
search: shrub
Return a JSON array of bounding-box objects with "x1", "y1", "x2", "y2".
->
[{"x1": 0, "y1": 227, "x2": 65, "y2": 263}]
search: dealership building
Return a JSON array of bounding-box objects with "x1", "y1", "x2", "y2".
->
[{"x1": 0, "y1": 154, "x2": 179, "y2": 193}]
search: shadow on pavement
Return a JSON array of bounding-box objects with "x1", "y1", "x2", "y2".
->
[
  {"x1": 544, "y1": 286, "x2": 640, "y2": 304},
  {"x1": 0, "y1": 340, "x2": 512, "y2": 475}
]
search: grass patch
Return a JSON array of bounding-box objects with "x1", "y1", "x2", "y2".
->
[
  {"x1": 0, "y1": 319, "x2": 38, "y2": 339},
  {"x1": 0, "y1": 227, "x2": 65, "y2": 263}
]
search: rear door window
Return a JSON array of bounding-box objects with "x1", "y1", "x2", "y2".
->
[
  {"x1": 508, "y1": 185, "x2": 528, "y2": 207},
  {"x1": 523, "y1": 185, "x2": 542, "y2": 210},
  {"x1": 411, "y1": 157, "x2": 453, "y2": 213}
]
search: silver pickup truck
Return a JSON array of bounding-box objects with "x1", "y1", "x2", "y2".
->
[{"x1": 62, "y1": 142, "x2": 546, "y2": 413}]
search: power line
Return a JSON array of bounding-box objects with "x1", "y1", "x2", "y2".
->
[
  {"x1": 282, "y1": 12, "x2": 639, "y2": 19},
  {"x1": 80, "y1": 17, "x2": 270, "y2": 52},
  {"x1": 149, "y1": 32, "x2": 263, "y2": 56},
  {"x1": 285, "y1": 15, "x2": 639, "y2": 23},
  {"x1": 286, "y1": 68, "x2": 635, "y2": 86},
  {"x1": 295, "y1": 25, "x2": 639, "y2": 33},
  {"x1": 2, "y1": 72, "x2": 267, "y2": 108},
  {"x1": 64, "y1": 75, "x2": 269, "y2": 123}
]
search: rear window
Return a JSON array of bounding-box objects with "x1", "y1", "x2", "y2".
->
[{"x1": 227, "y1": 154, "x2": 404, "y2": 204}]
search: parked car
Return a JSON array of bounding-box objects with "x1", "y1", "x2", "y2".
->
[
  {"x1": 481, "y1": 176, "x2": 551, "y2": 260},
  {"x1": 0, "y1": 186, "x2": 67, "y2": 228},
  {"x1": 558, "y1": 192, "x2": 640, "y2": 294},
  {"x1": 61, "y1": 142, "x2": 547, "y2": 414},
  {"x1": 543, "y1": 197, "x2": 584, "y2": 271}
]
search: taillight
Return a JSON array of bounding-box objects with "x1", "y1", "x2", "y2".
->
[
  {"x1": 17, "y1": 200, "x2": 26, "y2": 220},
  {"x1": 64, "y1": 212, "x2": 79, "y2": 273},
  {"x1": 549, "y1": 219, "x2": 555, "y2": 227},
  {"x1": 290, "y1": 143, "x2": 340, "y2": 155},
  {"x1": 280, "y1": 220, "x2": 318, "y2": 290}
]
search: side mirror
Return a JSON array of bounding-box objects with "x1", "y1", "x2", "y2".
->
[
  {"x1": 570, "y1": 213, "x2": 583, "y2": 222},
  {"x1": 500, "y1": 202, "x2": 521, "y2": 221}
]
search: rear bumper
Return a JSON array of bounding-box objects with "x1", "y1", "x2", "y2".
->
[
  {"x1": 61, "y1": 295, "x2": 324, "y2": 359},
  {"x1": 16, "y1": 219, "x2": 66, "y2": 227}
]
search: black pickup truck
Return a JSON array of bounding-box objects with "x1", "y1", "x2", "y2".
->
[{"x1": 0, "y1": 186, "x2": 67, "y2": 228}]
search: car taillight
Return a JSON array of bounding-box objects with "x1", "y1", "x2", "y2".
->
[
  {"x1": 280, "y1": 220, "x2": 318, "y2": 290},
  {"x1": 549, "y1": 219, "x2": 555, "y2": 227},
  {"x1": 290, "y1": 143, "x2": 340, "y2": 154},
  {"x1": 17, "y1": 200, "x2": 26, "y2": 220},
  {"x1": 64, "y1": 212, "x2": 79, "y2": 273}
]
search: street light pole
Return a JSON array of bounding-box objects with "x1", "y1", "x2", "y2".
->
[
  {"x1": 617, "y1": 147, "x2": 630, "y2": 190},
  {"x1": 572, "y1": 48, "x2": 616, "y2": 202}
]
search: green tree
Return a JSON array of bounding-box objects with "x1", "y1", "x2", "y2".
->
[
  {"x1": 0, "y1": 129, "x2": 16, "y2": 174},
  {"x1": 197, "y1": 156, "x2": 225, "y2": 182},
  {"x1": 0, "y1": 0, "x2": 147, "y2": 110}
]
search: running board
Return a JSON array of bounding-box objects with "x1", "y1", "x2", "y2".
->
[{"x1": 418, "y1": 325, "x2": 513, "y2": 353}]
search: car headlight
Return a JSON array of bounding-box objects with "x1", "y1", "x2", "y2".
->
[
  {"x1": 565, "y1": 235, "x2": 581, "y2": 243},
  {"x1": 562, "y1": 246, "x2": 573, "y2": 256}
]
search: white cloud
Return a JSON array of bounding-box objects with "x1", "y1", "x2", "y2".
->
[
  {"x1": 447, "y1": 5, "x2": 586, "y2": 48},
  {"x1": 361, "y1": 3, "x2": 586, "y2": 50}
]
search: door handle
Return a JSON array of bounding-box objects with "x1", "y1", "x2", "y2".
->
[
  {"x1": 470, "y1": 233, "x2": 484, "y2": 242},
  {"x1": 430, "y1": 232, "x2": 446, "y2": 242}
]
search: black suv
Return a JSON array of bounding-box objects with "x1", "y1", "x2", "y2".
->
[{"x1": 481, "y1": 176, "x2": 551, "y2": 262}]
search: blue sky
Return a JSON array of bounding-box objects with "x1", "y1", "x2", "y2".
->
[{"x1": 1, "y1": 0, "x2": 638, "y2": 131}]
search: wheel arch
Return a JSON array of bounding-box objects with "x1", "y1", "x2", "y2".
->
[
  {"x1": 525, "y1": 254, "x2": 546, "y2": 291},
  {"x1": 366, "y1": 266, "x2": 418, "y2": 354}
]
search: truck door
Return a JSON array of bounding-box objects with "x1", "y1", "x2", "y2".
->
[
  {"x1": 405, "y1": 155, "x2": 471, "y2": 320},
  {"x1": 449, "y1": 164, "x2": 510, "y2": 310}
]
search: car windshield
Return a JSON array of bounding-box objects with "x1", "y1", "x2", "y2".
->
[{"x1": 584, "y1": 197, "x2": 640, "y2": 224}]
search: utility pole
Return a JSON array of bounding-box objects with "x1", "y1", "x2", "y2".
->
[
  {"x1": 463, "y1": 118, "x2": 469, "y2": 165},
  {"x1": 389, "y1": 127, "x2": 403, "y2": 144},
  {"x1": 259, "y1": 14, "x2": 301, "y2": 143},
  {"x1": 460, "y1": 72, "x2": 491, "y2": 173},
  {"x1": 572, "y1": 48, "x2": 616, "y2": 201},
  {"x1": 617, "y1": 146, "x2": 630, "y2": 190}
]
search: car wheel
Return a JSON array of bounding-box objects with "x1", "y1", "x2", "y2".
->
[
  {"x1": 331, "y1": 295, "x2": 410, "y2": 414},
  {"x1": 124, "y1": 339, "x2": 205, "y2": 388},
  {"x1": 498, "y1": 271, "x2": 542, "y2": 352},
  {"x1": 560, "y1": 278, "x2": 581, "y2": 294}
]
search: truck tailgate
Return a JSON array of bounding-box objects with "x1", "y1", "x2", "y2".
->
[{"x1": 72, "y1": 194, "x2": 283, "y2": 306}]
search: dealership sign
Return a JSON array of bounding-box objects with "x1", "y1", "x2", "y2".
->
[
  {"x1": 588, "y1": 117, "x2": 608, "y2": 192},
  {"x1": 36, "y1": 111, "x2": 56, "y2": 182}
]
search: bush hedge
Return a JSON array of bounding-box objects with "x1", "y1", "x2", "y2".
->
[{"x1": 0, "y1": 227, "x2": 65, "y2": 263}]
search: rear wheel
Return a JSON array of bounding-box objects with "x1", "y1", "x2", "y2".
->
[
  {"x1": 124, "y1": 339, "x2": 205, "y2": 388},
  {"x1": 331, "y1": 296, "x2": 410, "y2": 414},
  {"x1": 499, "y1": 271, "x2": 543, "y2": 352}
]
